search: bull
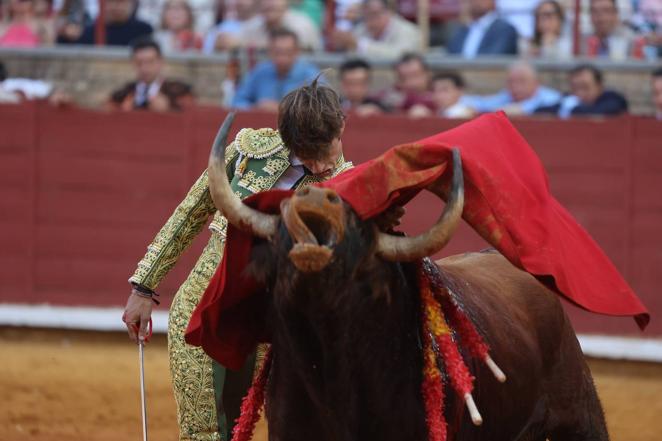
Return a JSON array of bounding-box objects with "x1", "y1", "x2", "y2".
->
[{"x1": 207, "y1": 115, "x2": 609, "y2": 441}]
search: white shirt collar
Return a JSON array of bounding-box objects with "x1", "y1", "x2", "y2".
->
[{"x1": 290, "y1": 152, "x2": 304, "y2": 167}]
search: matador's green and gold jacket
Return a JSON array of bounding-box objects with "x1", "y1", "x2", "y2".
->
[{"x1": 129, "y1": 127, "x2": 353, "y2": 291}]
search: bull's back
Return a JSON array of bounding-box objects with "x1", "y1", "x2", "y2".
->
[{"x1": 436, "y1": 250, "x2": 567, "y2": 346}]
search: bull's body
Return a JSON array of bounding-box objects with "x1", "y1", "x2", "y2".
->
[
  {"x1": 437, "y1": 251, "x2": 606, "y2": 440},
  {"x1": 261, "y1": 248, "x2": 607, "y2": 441}
]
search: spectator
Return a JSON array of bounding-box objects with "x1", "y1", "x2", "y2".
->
[
  {"x1": 584, "y1": 0, "x2": 638, "y2": 59},
  {"x1": 635, "y1": 0, "x2": 662, "y2": 30},
  {"x1": 153, "y1": 0, "x2": 202, "y2": 52},
  {"x1": 331, "y1": 0, "x2": 422, "y2": 58},
  {"x1": 338, "y1": 58, "x2": 385, "y2": 116},
  {"x1": 462, "y1": 62, "x2": 561, "y2": 115},
  {"x1": 630, "y1": 0, "x2": 662, "y2": 59},
  {"x1": 522, "y1": 0, "x2": 572, "y2": 59},
  {"x1": 291, "y1": 0, "x2": 324, "y2": 28},
  {"x1": 447, "y1": 0, "x2": 519, "y2": 57},
  {"x1": 376, "y1": 53, "x2": 435, "y2": 114},
  {"x1": 0, "y1": 61, "x2": 73, "y2": 105},
  {"x1": 431, "y1": 72, "x2": 475, "y2": 118},
  {"x1": 55, "y1": 0, "x2": 90, "y2": 43},
  {"x1": 231, "y1": 28, "x2": 320, "y2": 111},
  {"x1": 136, "y1": 0, "x2": 215, "y2": 36},
  {"x1": 108, "y1": 38, "x2": 194, "y2": 111},
  {"x1": 235, "y1": 0, "x2": 322, "y2": 51},
  {"x1": 33, "y1": 0, "x2": 53, "y2": 18},
  {"x1": 496, "y1": 0, "x2": 539, "y2": 39},
  {"x1": 75, "y1": 0, "x2": 153, "y2": 46},
  {"x1": 203, "y1": 0, "x2": 257, "y2": 53},
  {"x1": 536, "y1": 64, "x2": 628, "y2": 117},
  {"x1": 652, "y1": 68, "x2": 662, "y2": 120},
  {"x1": 0, "y1": 0, "x2": 55, "y2": 47},
  {"x1": 334, "y1": 0, "x2": 362, "y2": 31}
]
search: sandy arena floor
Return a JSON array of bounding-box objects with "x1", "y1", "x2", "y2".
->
[{"x1": 1, "y1": 327, "x2": 661, "y2": 441}]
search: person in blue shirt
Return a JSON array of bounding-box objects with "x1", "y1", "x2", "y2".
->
[
  {"x1": 461, "y1": 61, "x2": 561, "y2": 115},
  {"x1": 231, "y1": 28, "x2": 320, "y2": 111}
]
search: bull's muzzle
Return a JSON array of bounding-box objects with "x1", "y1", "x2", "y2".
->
[{"x1": 281, "y1": 186, "x2": 345, "y2": 272}]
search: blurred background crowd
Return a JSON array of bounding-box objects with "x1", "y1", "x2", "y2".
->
[{"x1": 0, "y1": 0, "x2": 661, "y2": 119}]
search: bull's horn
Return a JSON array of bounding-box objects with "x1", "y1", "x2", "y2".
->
[
  {"x1": 376, "y1": 148, "x2": 464, "y2": 261},
  {"x1": 208, "y1": 112, "x2": 278, "y2": 239}
]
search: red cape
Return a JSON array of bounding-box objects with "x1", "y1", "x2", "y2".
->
[{"x1": 186, "y1": 113, "x2": 649, "y2": 370}]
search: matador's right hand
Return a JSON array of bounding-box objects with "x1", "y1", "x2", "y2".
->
[{"x1": 122, "y1": 290, "x2": 153, "y2": 344}]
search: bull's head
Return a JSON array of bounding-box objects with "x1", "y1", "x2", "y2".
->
[{"x1": 208, "y1": 113, "x2": 465, "y2": 276}]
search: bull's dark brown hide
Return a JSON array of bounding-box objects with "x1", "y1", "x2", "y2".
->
[{"x1": 246, "y1": 204, "x2": 608, "y2": 441}]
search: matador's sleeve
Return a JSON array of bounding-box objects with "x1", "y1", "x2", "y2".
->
[{"x1": 128, "y1": 142, "x2": 239, "y2": 290}]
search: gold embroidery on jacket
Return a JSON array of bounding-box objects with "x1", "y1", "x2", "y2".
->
[
  {"x1": 129, "y1": 143, "x2": 240, "y2": 290},
  {"x1": 235, "y1": 128, "x2": 284, "y2": 159}
]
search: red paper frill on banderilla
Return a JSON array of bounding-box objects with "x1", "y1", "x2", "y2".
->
[{"x1": 185, "y1": 112, "x2": 649, "y2": 372}]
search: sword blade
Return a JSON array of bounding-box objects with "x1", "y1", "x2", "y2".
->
[{"x1": 139, "y1": 340, "x2": 148, "y2": 441}]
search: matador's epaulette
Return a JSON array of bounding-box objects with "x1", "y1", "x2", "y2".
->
[
  {"x1": 233, "y1": 128, "x2": 285, "y2": 177},
  {"x1": 234, "y1": 128, "x2": 284, "y2": 159}
]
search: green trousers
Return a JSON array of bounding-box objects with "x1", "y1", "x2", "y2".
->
[{"x1": 167, "y1": 234, "x2": 255, "y2": 441}]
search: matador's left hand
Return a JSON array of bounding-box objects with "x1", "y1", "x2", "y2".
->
[{"x1": 374, "y1": 205, "x2": 406, "y2": 233}]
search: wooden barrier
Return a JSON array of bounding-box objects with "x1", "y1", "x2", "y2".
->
[{"x1": 1, "y1": 102, "x2": 660, "y2": 336}]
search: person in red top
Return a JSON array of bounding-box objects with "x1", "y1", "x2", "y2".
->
[
  {"x1": 375, "y1": 52, "x2": 436, "y2": 115},
  {"x1": 0, "y1": 0, "x2": 54, "y2": 47}
]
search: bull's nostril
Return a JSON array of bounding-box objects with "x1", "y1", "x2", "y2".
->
[{"x1": 326, "y1": 193, "x2": 340, "y2": 204}]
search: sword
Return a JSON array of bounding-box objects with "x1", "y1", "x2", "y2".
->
[{"x1": 133, "y1": 320, "x2": 152, "y2": 441}]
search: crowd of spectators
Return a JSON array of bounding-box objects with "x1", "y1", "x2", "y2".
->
[
  {"x1": 0, "y1": 0, "x2": 660, "y2": 58},
  {"x1": 213, "y1": 33, "x2": 655, "y2": 118},
  {"x1": 0, "y1": 0, "x2": 660, "y2": 119},
  {"x1": 331, "y1": 54, "x2": 635, "y2": 118}
]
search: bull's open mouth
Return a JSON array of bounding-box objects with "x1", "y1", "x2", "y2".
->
[
  {"x1": 280, "y1": 187, "x2": 346, "y2": 273},
  {"x1": 297, "y1": 210, "x2": 338, "y2": 247},
  {"x1": 286, "y1": 209, "x2": 340, "y2": 273}
]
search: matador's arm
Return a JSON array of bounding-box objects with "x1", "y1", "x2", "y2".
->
[{"x1": 128, "y1": 142, "x2": 239, "y2": 291}]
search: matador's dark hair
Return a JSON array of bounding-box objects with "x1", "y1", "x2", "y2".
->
[{"x1": 278, "y1": 74, "x2": 345, "y2": 160}]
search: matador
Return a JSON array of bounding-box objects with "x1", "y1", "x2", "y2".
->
[{"x1": 122, "y1": 82, "x2": 352, "y2": 441}]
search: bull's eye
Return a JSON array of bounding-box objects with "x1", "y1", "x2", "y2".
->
[
  {"x1": 297, "y1": 187, "x2": 310, "y2": 196},
  {"x1": 326, "y1": 193, "x2": 340, "y2": 204}
]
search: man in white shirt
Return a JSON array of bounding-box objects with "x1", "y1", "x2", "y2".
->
[
  {"x1": 331, "y1": 0, "x2": 422, "y2": 58},
  {"x1": 447, "y1": 0, "x2": 519, "y2": 57},
  {"x1": 203, "y1": 0, "x2": 258, "y2": 53},
  {"x1": 583, "y1": 0, "x2": 637, "y2": 59},
  {"x1": 461, "y1": 61, "x2": 561, "y2": 115},
  {"x1": 234, "y1": 0, "x2": 322, "y2": 51}
]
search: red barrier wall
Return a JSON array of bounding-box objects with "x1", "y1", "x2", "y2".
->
[{"x1": 1, "y1": 103, "x2": 660, "y2": 336}]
